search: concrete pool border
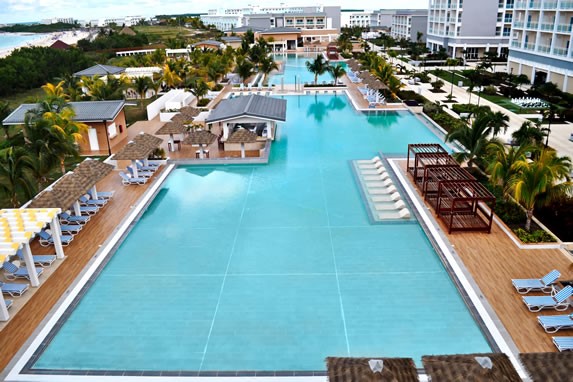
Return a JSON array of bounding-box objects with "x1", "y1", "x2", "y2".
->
[{"x1": 5, "y1": 94, "x2": 526, "y2": 381}]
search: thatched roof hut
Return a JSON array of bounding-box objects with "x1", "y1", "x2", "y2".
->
[
  {"x1": 156, "y1": 121, "x2": 187, "y2": 135},
  {"x1": 182, "y1": 130, "x2": 217, "y2": 146},
  {"x1": 520, "y1": 352, "x2": 573, "y2": 382},
  {"x1": 422, "y1": 353, "x2": 521, "y2": 382},
  {"x1": 227, "y1": 128, "x2": 257, "y2": 144},
  {"x1": 113, "y1": 133, "x2": 163, "y2": 160},
  {"x1": 72, "y1": 159, "x2": 113, "y2": 184},
  {"x1": 326, "y1": 357, "x2": 419, "y2": 382}
]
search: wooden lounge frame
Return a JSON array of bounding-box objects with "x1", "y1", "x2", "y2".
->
[
  {"x1": 410, "y1": 152, "x2": 458, "y2": 187},
  {"x1": 436, "y1": 179, "x2": 496, "y2": 233},
  {"x1": 423, "y1": 165, "x2": 475, "y2": 204},
  {"x1": 406, "y1": 143, "x2": 447, "y2": 179}
]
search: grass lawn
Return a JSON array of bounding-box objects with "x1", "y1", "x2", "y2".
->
[
  {"x1": 133, "y1": 25, "x2": 194, "y2": 44},
  {"x1": 431, "y1": 70, "x2": 470, "y2": 87},
  {"x1": 125, "y1": 97, "x2": 156, "y2": 125},
  {"x1": 476, "y1": 93, "x2": 545, "y2": 114},
  {"x1": 0, "y1": 87, "x2": 45, "y2": 108}
]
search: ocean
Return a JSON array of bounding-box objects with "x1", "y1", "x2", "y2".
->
[{"x1": 0, "y1": 32, "x2": 48, "y2": 51}]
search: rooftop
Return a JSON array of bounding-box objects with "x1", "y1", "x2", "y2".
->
[
  {"x1": 73, "y1": 64, "x2": 126, "y2": 77},
  {"x1": 206, "y1": 94, "x2": 287, "y2": 123}
]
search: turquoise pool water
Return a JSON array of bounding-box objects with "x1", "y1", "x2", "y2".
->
[
  {"x1": 268, "y1": 54, "x2": 345, "y2": 86},
  {"x1": 33, "y1": 95, "x2": 490, "y2": 372}
]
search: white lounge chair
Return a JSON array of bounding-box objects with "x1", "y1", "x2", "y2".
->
[
  {"x1": 538, "y1": 314, "x2": 573, "y2": 333},
  {"x1": 522, "y1": 285, "x2": 573, "y2": 312},
  {"x1": 553, "y1": 337, "x2": 573, "y2": 351},
  {"x1": 120, "y1": 171, "x2": 147, "y2": 185},
  {"x1": 512, "y1": 269, "x2": 560, "y2": 294}
]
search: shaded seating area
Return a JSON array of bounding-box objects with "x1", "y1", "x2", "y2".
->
[
  {"x1": 182, "y1": 130, "x2": 218, "y2": 159},
  {"x1": 226, "y1": 128, "x2": 258, "y2": 158},
  {"x1": 520, "y1": 352, "x2": 573, "y2": 379},
  {"x1": 422, "y1": 353, "x2": 522, "y2": 381},
  {"x1": 407, "y1": 143, "x2": 496, "y2": 234},
  {"x1": 113, "y1": 132, "x2": 163, "y2": 183},
  {"x1": 155, "y1": 120, "x2": 186, "y2": 152},
  {"x1": 326, "y1": 356, "x2": 419, "y2": 382}
]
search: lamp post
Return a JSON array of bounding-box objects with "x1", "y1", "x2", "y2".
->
[{"x1": 103, "y1": 119, "x2": 111, "y2": 156}]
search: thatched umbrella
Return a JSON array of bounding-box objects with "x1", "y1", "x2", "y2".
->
[
  {"x1": 358, "y1": 71, "x2": 371, "y2": 80},
  {"x1": 114, "y1": 133, "x2": 163, "y2": 177},
  {"x1": 520, "y1": 352, "x2": 573, "y2": 382},
  {"x1": 227, "y1": 128, "x2": 257, "y2": 158},
  {"x1": 422, "y1": 353, "x2": 522, "y2": 382},
  {"x1": 182, "y1": 130, "x2": 217, "y2": 159},
  {"x1": 179, "y1": 106, "x2": 201, "y2": 120},
  {"x1": 52, "y1": 173, "x2": 92, "y2": 216},
  {"x1": 28, "y1": 190, "x2": 71, "y2": 211},
  {"x1": 72, "y1": 159, "x2": 114, "y2": 200},
  {"x1": 156, "y1": 121, "x2": 187, "y2": 151},
  {"x1": 326, "y1": 357, "x2": 418, "y2": 382}
]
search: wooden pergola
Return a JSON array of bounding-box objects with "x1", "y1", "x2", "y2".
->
[
  {"x1": 406, "y1": 143, "x2": 448, "y2": 177},
  {"x1": 410, "y1": 152, "x2": 458, "y2": 187},
  {"x1": 423, "y1": 165, "x2": 475, "y2": 204},
  {"x1": 436, "y1": 179, "x2": 496, "y2": 233}
]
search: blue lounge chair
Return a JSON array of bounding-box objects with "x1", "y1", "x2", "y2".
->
[
  {"x1": 79, "y1": 195, "x2": 107, "y2": 207},
  {"x1": 120, "y1": 171, "x2": 147, "y2": 185},
  {"x1": 135, "y1": 160, "x2": 158, "y2": 172},
  {"x1": 512, "y1": 269, "x2": 560, "y2": 294},
  {"x1": 3, "y1": 261, "x2": 44, "y2": 281},
  {"x1": 60, "y1": 212, "x2": 89, "y2": 225},
  {"x1": 37, "y1": 230, "x2": 73, "y2": 247},
  {"x1": 5, "y1": 299, "x2": 12, "y2": 309},
  {"x1": 59, "y1": 224, "x2": 82, "y2": 234},
  {"x1": 0, "y1": 281, "x2": 29, "y2": 297},
  {"x1": 92, "y1": 191, "x2": 114, "y2": 200},
  {"x1": 538, "y1": 314, "x2": 573, "y2": 333},
  {"x1": 16, "y1": 249, "x2": 56, "y2": 268},
  {"x1": 127, "y1": 166, "x2": 153, "y2": 178},
  {"x1": 522, "y1": 285, "x2": 573, "y2": 312},
  {"x1": 80, "y1": 205, "x2": 98, "y2": 215},
  {"x1": 553, "y1": 337, "x2": 573, "y2": 351}
]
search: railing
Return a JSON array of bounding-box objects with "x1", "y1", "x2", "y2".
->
[
  {"x1": 515, "y1": 1, "x2": 526, "y2": 7},
  {"x1": 559, "y1": 0, "x2": 573, "y2": 8},
  {"x1": 537, "y1": 44, "x2": 551, "y2": 52},
  {"x1": 528, "y1": 1, "x2": 541, "y2": 7},
  {"x1": 511, "y1": 40, "x2": 522, "y2": 47},
  {"x1": 514, "y1": 21, "x2": 525, "y2": 27},
  {"x1": 524, "y1": 42, "x2": 536, "y2": 49},
  {"x1": 542, "y1": 1, "x2": 557, "y2": 7},
  {"x1": 552, "y1": 47, "x2": 568, "y2": 55},
  {"x1": 556, "y1": 24, "x2": 572, "y2": 32},
  {"x1": 526, "y1": 22, "x2": 539, "y2": 28},
  {"x1": 540, "y1": 23, "x2": 554, "y2": 30},
  {"x1": 504, "y1": 17, "x2": 513, "y2": 23},
  {"x1": 506, "y1": 2, "x2": 514, "y2": 8}
]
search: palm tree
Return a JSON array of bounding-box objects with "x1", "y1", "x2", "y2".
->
[
  {"x1": 190, "y1": 80, "x2": 210, "y2": 101},
  {"x1": 161, "y1": 64, "x2": 182, "y2": 89},
  {"x1": 0, "y1": 101, "x2": 12, "y2": 139},
  {"x1": 487, "y1": 111, "x2": 510, "y2": 136},
  {"x1": 512, "y1": 121, "x2": 546, "y2": 148},
  {"x1": 328, "y1": 64, "x2": 346, "y2": 85},
  {"x1": 510, "y1": 149, "x2": 572, "y2": 231},
  {"x1": 486, "y1": 141, "x2": 531, "y2": 198},
  {"x1": 306, "y1": 55, "x2": 329, "y2": 85},
  {"x1": 259, "y1": 56, "x2": 279, "y2": 78},
  {"x1": 235, "y1": 56, "x2": 254, "y2": 84},
  {"x1": 0, "y1": 147, "x2": 36, "y2": 208},
  {"x1": 445, "y1": 111, "x2": 493, "y2": 168},
  {"x1": 42, "y1": 80, "x2": 69, "y2": 101},
  {"x1": 132, "y1": 76, "x2": 152, "y2": 109}
]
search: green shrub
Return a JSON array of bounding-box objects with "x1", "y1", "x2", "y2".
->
[
  {"x1": 451, "y1": 103, "x2": 491, "y2": 115},
  {"x1": 211, "y1": 83, "x2": 224, "y2": 91},
  {"x1": 495, "y1": 199, "x2": 526, "y2": 225},
  {"x1": 397, "y1": 90, "x2": 427, "y2": 104},
  {"x1": 197, "y1": 98, "x2": 210, "y2": 107},
  {"x1": 483, "y1": 85, "x2": 498, "y2": 95},
  {"x1": 431, "y1": 79, "x2": 445, "y2": 91},
  {"x1": 417, "y1": 71, "x2": 431, "y2": 83},
  {"x1": 514, "y1": 228, "x2": 556, "y2": 243}
]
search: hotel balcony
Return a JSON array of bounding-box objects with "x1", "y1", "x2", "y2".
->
[
  {"x1": 539, "y1": 22, "x2": 554, "y2": 30},
  {"x1": 526, "y1": 21, "x2": 539, "y2": 28},
  {"x1": 537, "y1": 44, "x2": 551, "y2": 53},
  {"x1": 542, "y1": 1, "x2": 557, "y2": 7},
  {"x1": 511, "y1": 40, "x2": 522, "y2": 47},
  {"x1": 556, "y1": 24, "x2": 572, "y2": 33},
  {"x1": 553, "y1": 47, "x2": 569, "y2": 56},
  {"x1": 560, "y1": 1, "x2": 573, "y2": 8},
  {"x1": 514, "y1": 21, "x2": 525, "y2": 27}
]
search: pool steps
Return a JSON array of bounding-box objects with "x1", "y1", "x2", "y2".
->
[{"x1": 354, "y1": 157, "x2": 411, "y2": 220}]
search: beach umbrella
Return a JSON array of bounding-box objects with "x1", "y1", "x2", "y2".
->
[
  {"x1": 72, "y1": 159, "x2": 114, "y2": 200},
  {"x1": 155, "y1": 121, "x2": 187, "y2": 151},
  {"x1": 182, "y1": 130, "x2": 217, "y2": 159},
  {"x1": 113, "y1": 133, "x2": 163, "y2": 177},
  {"x1": 226, "y1": 128, "x2": 257, "y2": 158},
  {"x1": 326, "y1": 357, "x2": 419, "y2": 382}
]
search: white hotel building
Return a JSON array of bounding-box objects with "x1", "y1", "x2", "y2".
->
[
  {"x1": 508, "y1": 0, "x2": 573, "y2": 92},
  {"x1": 426, "y1": 0, "x2": 514, "y2": 59}
]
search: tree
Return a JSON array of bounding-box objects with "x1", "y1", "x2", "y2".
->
[
  {"x1": 431, "y1": 79, "x2": 444, "y2": 92},
  {"x1": 42, "y1": 80, "x2": 69, "y2": 101},
  {"x1": 132, "y1": 76, "x2": 152, "y2": 109},
  {"x1": 510, "y1": 149, "x2": 572, "y2": 231},
  {"x1": 328, "y1": 63, "x2": 346, "y2": 85},
  {"x1": 486, "y1": 141, "x2": 531, "y2": 198},
  {"x1": 512, "y1": 121, "x2": 546, "y2": 148},
  {"x1": 235, "y1": 56, "x2": 253, "y2": 84},
  {"x1": 487, "y1": 111, "x2": 510, "y2": 136},
  {"x1": 0, "y1": 101, "x2": 12, "y2": 139},
  {"x1": 306, "y1": 54, "x2": 329, "y2": 85},
  {"x1": 445, "y1": 111, "x2": 494, "y2": 168},
  {"x1": 0, "y1": 146, "x2": 36, "y2": 207},
  {"x1": 161, "y1": 64, "x2": 182, "y2": 89},
  {"x1": 542, "y1": 103, "x2": 557, "y2": 148},
  {"x1": 189, "y1": 79, "x2": 209, "y2": 101},
  {"x1": 259, "y1": 56, "x2": 279, "y2": 78}
]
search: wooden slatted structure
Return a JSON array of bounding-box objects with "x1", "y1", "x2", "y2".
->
[
  {"x1": 436, "y1": 179, "x2": 496, "y2": 233},
  {"x1": 411, "y1": 152, "x2": 458, "y2": 186},
  {"x1": 406, "y1": 143, "x2": 447, "y2": 178},
  {"x1": 423, "y1": 165, "x2": 475, "y2": 204}
]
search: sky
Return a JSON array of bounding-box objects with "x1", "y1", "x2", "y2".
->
[{"x1": 0, "y1": 0, "x2": 427, "y2": 25}]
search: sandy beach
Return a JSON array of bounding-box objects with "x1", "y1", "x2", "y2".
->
[{"x1": 0, "y1": 30, "x2": 90, "y2": 58}]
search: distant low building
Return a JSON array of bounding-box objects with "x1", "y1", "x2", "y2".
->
[
  {"x1": 191, "y1": 40, "x2": 225, "y2": 50},
  {"x1": 49, "y1": 40, "x2": 71, "y2": 50},
  {"x1": 221, "y1": 36, "x2": 243, "y2": 49},
  {"x1": 74, "y1": 64, "x2": 126, "y2": 78},
  {"x1": 2, "y1": 101, "x2": 127, "y2": 155}
]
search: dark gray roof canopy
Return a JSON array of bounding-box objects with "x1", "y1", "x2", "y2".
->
[
  {"x1": 74, "y1": 64, "x2": 126, "y2": 77},
  {"x1": 224, "y1": 26, "x2": 264, "y2": 33},
  {"x1": 206, "y1": 95, "x2": 286, "y2": 123},
  {"x1": 2, "y1": 100, "x2": 125, "y2": 125},
  {"x1": 260, "y1": 27, "x2": 301, "y2": 34}
]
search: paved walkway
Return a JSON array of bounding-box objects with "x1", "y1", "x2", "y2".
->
[{"x1": 377, "y1": 50, "x2": 573, "y2": 160}]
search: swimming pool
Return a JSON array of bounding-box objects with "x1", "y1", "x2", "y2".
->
[
  {"x1": 28, "y1": 95, "x2": 490, "y2": 374},
  {"x1": 268, "y1": 54, "x2": 345, "y2": 86}
]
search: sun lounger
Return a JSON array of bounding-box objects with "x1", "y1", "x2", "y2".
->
[
  {"x1": 17, "y1": 249, "x2": 56, "y2": 268},
  {"x1": 59, "y1": 224, "x2": 82, "y2": 235},
  {"x1": 60, "y1": 212, "x2": 89, "y2": 225},
  {"x1": 538, "y1": 314, "x2": 573, "y2": 333},
  {"x1": 512, "y1": 269, "x2": 560, "y2": 294},
  {"x1": 38, "y1": 230, "x2": 73, "y2": 247},
  {"x1": 120, "y1": 171, "x2": 147, "y2": 185},
  {"x1": 92, "y1": 191, "x2": 114, "y2": 200},
  {"x1": 522, "y1": 285, "x2": 573, "y2": 312},
  {"x1": 5, "y1": 299, "x2": 12, "y2": 309},
  {"x1": 135, "y1": 161, "x2": 158, "y2": 172},
  {"x1": 79, "y1": 195, "x2": 107, "y2": 207},
  {"x1": 0, "y1": 281, "x2": 29, "y2": 297},
  {"x1": 553, "y1": 337, "x2": 573, "y2": 351},
  {"x1": 3, "y1": 261, "x2": 44, "y2": 281},
  {"x1": 79, "y1": 205, "x2": 98, "y2": 215},
  {"x1": 127, "y1": 166, "x2": 153, "y2": 178}
]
